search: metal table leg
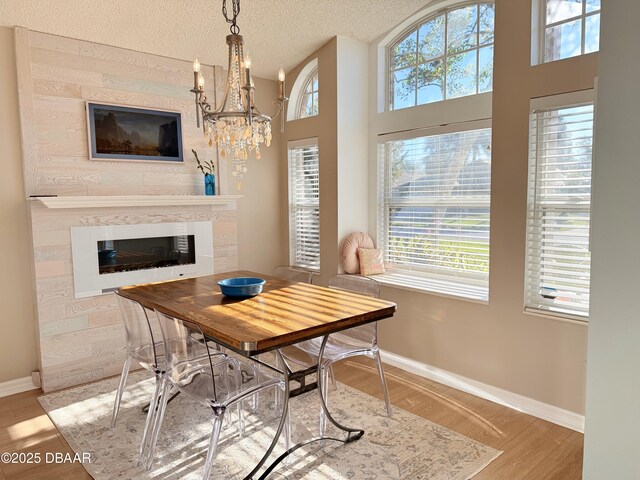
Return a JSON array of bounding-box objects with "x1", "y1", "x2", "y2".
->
[
  {"x1": 243, "y1": 349, "x2": 291, "y2": 480},
  {"x1": 256, "y1": 336, "x2": 364, "y2": 479},
  {"x1": 315, "y1": 334, "x2": 364, "y2": 441}
]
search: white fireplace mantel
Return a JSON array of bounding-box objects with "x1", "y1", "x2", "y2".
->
[{"x1": 30, "y1": 195, "x2": 243, "y2": 209}]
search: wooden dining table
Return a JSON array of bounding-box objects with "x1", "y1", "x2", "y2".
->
[{"x1": 118, "y1": 270, "x2": 397, "y2": 479}]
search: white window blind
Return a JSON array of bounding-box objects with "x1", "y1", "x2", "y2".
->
[
  {"x1": 288, "y1": 140, "x2": 320, "y2": 270},
  {"x1": 525, "y1": 98, "x2": 594, "y2": 318},
  {"x1": 378, "y1": 124, "x2": 491, "y2": 297}
]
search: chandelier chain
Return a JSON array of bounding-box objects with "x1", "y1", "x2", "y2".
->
[{"x1": 222, "y1": 0, "x2": 241, "y2": 34}]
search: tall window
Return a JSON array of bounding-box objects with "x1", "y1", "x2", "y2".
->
[
  {"x1": 298, "y1": 68, "x2": 319, "y2": 118},
  {"x1": 540, "y1": 0, "x2": 601, "y2": 62},
  {"x1": 389, "y1": 2, "x2": 494, "y2": 110},
  {"x1": 525, "y1": 93, "x2": 594, "y2": 319},
  {"x1": 288, "y1": 139, "x2": 320, "y2": 270},
  {"x1": 378, "y1": 2, "x2": 495, "y2": 299},
  {"x1": 378, "y1": 124, "x2": 491, "y2": 299}
]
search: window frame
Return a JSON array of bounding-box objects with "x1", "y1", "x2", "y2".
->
[
  {"x1": 533, "y1": 0, "x2": 601, "y2": 64},
  {"x1": 386, "y1": 1, "x2": 495, "y2": 112},
  {"x1": 296, "y1": 68, "x2": 319, "y2": 119},
  {"x1": 524, "y1": 89, "x2": 595, "y2": 321},
  {"x1": 288, "y1": 138, "x2": 320, "y2": 271},
  {"x1": 286, "y1": 58, "x2": 319, "y2": 122},
  {"x1": 377, "y1": 119, "x2": 492, "y2": 301}
]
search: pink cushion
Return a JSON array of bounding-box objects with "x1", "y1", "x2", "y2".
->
[
  {"x1": 358, "y1": 248, "x2": 385, "y2": 276},
  {"x1": 340, "y1": 232, "x2": 374, "y2": 274}
]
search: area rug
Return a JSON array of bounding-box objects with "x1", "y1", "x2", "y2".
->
[{"x1": 38, "y1": 370, "x2": 501, "y2": 479}]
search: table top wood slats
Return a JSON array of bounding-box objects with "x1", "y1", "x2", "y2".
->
[{"x1": 118, "y1": 271, "x2": 397, "y2": 355}]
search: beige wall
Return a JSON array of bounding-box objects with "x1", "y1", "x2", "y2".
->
[
  {"x1": 0, "y1": 26, "x2": 38, "y2": 382},
  {"x1": 336, "y1": 37, "x2": 370, "y2": 256},
  {"x1": 583, "y1": 0, "x2": 640, "y2": 476},
  {"x1": 236, "y1": 75, "x2": 283, "y2": 275}
]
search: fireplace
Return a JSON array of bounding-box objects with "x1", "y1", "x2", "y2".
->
[
  {"x1": 97, "y1": 235, "x2": 196, "y2": 275},
  {"x1": 71, "y1": 221, "x2": 213, "y2": 298}
]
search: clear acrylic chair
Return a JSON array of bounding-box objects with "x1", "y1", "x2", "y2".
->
[
  {"x1": 145, "y1": 311, "x2": 289, "y2": 478},
  {"x1": 282, "y1": 274, "x2": 392, "y2": 434},
  {"x1": 273, "y1": 265, "x2": 313, "y2": 284},
  {"x1": 112, "y1": 294, "x2": 167, "y2": 461}
]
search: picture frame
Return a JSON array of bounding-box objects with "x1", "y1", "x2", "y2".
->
[{"x1": 86, "y1": 102, "x2": 184, "y2": 163}]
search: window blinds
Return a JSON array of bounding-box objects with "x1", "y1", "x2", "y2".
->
[
  {"x1": 288, "y1": 141, "x2": 320, "y2": 270},
  {"x1": 378, "y1": 126, "x2": 492, "y2": 291},
  {"x1": 525, "y1": 102, "x2": 594, "y2": 318}
]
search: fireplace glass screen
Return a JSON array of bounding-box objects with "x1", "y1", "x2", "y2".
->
[{"x1": 97, "y1": 235, "x2": 195, "y2": 274}]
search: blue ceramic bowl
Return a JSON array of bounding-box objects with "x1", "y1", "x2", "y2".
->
[{"x1": 217, "y1": 277, "x2": 266, "y2": 297}]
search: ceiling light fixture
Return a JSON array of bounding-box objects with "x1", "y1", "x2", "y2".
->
[{"x1": 190, "y1": 0, "x2": 288, "y2": 189}]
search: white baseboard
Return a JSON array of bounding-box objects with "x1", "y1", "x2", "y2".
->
[
  {"x1": 0, "y1": 376, "x2": 37, "y2": 399},
  {"x1": 379, "y1": 349, "x2": 585, "y2": 433}
]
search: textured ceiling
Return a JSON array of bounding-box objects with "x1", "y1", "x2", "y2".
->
[{"x1": 0, "y1": 0, "x2": 430, "y2": 79}]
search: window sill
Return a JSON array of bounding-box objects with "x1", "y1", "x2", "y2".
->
[
  {"x1": 374, "y1": 270, "x2": 488, "y2": 304},
  {"x1": 523, "y1": 307, "x2": 588, "y2": 326}
]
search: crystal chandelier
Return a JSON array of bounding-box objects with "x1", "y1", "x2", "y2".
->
[{"x1": 190, "y1": 0, "x2": 288, "y2": 189}]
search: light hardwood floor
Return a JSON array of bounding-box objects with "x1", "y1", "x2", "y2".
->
[{"x1": 0, "y1": 358, "x2": 583, "y2": 479}]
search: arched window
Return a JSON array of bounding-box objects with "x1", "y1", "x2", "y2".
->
[
  {"x1": 298, "y1": 68, "x2": 319, "y2": 118},
  {"x1": 287, "y1": 59, "x2": 319, "y2": 121},
  {"x1": 389, "y1": 2, "x2": 495, "y2": 110}
]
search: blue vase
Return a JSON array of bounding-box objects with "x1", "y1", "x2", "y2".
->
[{"x1": 204, "y1": 173, "x2": 215, "y2": 195}]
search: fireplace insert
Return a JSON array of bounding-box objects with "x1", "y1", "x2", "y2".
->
[
  {"x1": 71, "y1": 222, "x2": 213, "y2": 298},
  {"x1": 97, "y1": 235, "x2": 196, "y2": 275}
]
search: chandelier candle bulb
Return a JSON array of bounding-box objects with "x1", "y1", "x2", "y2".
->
[
  {"x1": 278, "y1": 66, "x2": 285, "y2": 98},
  {"x1": 198, "y1": 73, "x2": 205, "y2": 88},
  {"x1": 244, "y1": 53, "x2": 252, "y2": 86},
  {"x1": 192, "y1": 58, "x2": 201, "y2": 92}
]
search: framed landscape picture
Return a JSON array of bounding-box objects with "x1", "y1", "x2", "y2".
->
[{"x1": 86, "y1": 102, "x2": 184, "y2": 162}]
